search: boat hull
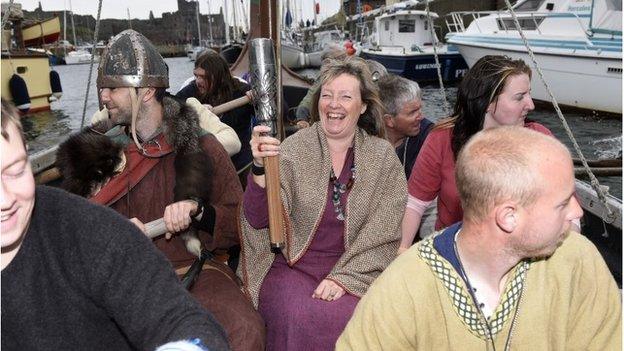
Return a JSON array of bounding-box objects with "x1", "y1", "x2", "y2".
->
[
  {"x1": 449, "y1": 40, "x2": 622, "y2": 114},
  {"x1": 64, "y1": 54, "x2": 97, "y2": 65},
  {"x1": 306, "y1": 50, "x2": 323, "y2": 68},
  {"x1": 220, "y1": 44, "x2": 243, "y2": 65},
  {"x1": 1, "y1": 54, "x2": 52, "y2": 112},
  {"x1": 360, "y1": 50, "x2": 468, "y2": 83},
  {"x1": 281, "y1": 44, "x2": 306, "y2": 69}
]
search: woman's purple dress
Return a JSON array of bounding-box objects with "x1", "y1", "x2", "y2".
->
[{"x1": 244, "y1": 150, "x2": 359, "y2": 350}]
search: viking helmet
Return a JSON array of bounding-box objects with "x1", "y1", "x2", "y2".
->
[{"x1": 97, "y1": 29, "x2": 169, "y2": 89}]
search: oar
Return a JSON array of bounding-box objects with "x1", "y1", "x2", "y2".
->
[
  {"x1": 144, "y1": 217, "x2": 168, "y2": 239},
  {"x1": 575, "y1": 167, "x2": 621, "y2": 177},
  {"x1": 572, "y1": 157, "x2": 622, "y2": 168},
  {"x1": 210, "y1": 94, "x2": 252, "y2": 115}
]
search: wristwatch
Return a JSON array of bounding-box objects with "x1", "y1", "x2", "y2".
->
[{"x1": 251, "y1": 162, "x2": 265, "y2": 176}]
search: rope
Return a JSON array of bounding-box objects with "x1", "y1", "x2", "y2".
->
[
  {"x1": 79, "y1": 0, "x2": 103, "y2": 128},
  {"x1": 502, "y1": 0, "x2": 616, "y2": 223},
  {"x1": 424, "y1": 1, "x2": 450, "y2": 116}
]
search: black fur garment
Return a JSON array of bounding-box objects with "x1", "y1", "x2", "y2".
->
[{"x1": 56, "y1": 127, "x2": 123, "y2": 198}]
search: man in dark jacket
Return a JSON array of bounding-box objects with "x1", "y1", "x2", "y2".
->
[
  {"x1": 0, "y1": 98, "x2": 229, "y2": 351},
  {"x1": 177, "y1": 50, "x2": 254, "y2": 171}
]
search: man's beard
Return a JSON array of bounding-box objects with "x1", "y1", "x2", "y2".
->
[{"x1": 107, "y1": 104, "x2": 134, "y2": 126}]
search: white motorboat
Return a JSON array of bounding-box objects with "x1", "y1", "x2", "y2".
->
[
  {"x1": 64, "y1": 49, "x2": 97, "y2": 65},
  {"x1": 445, "y1": 0, "x2": 622, "y2": 114},
  {"x1": 304, "y1": 29, "x2": 345, "y2": 68},
  {"x1": 360, "y1": 9, "x2": 468, "y2": 83}
]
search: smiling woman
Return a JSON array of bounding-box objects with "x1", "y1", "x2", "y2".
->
[{"x1": 238, "y1": 57, "x2": 406, "y2": 351}]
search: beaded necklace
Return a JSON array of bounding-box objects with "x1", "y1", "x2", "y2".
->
[{"x1": 329, "y1": 163, "x2": 356, "y2": 221}]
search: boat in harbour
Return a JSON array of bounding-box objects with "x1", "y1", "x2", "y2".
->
[
  {"x1": 445, "y1": 0, "x2": 622, "y2": 114},
  {"x1": 1, "y1": 2, "x2": 58, "y2": 112},
  {"x1": 281, "y1": 30, "x2": 307, "y2": 69},
  {"x1": 64, "y1": 49, "x2": 96, "y2": 65},
  {"x1": 360, "y1": 9, "x2": 468, "y2": 83},
  {"x1": 22, "y1": 15, "x2": 61, "y2": 47},
  {"x1": 304, "y1": 28, "x2": 345, "y2": 68}
]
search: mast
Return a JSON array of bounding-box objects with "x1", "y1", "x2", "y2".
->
[
  {"x1": 195, "y1": 0, "x2": 202, "y2": 46},
  {"x1": 223, "y1": 0, "x2": 230, "y2": 44},
  {"x1": 69, "y1": 0, "x2": 77, "y2": 46},
  {"x1": 207, "y1": 0, "x2": 214, "y2": 45},
  {"x1": 127, "y1": 8, "x2": 132, "y2": 29},
  {"x1": 239, "y1": 0, "x2": 249, "y2": 34},
  {"x1": 63, "y1": 0, "x2": 67, "y2": 55},
  {"x1": 313, "y1": 0, "x2": 318, "y2": 27},
  {"x1": 232, "y1": 0, "x2": 238, "y2": 41}
]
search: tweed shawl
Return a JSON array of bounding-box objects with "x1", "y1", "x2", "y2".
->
[{"x1": 238, "y1": 123, "x2": 407, "y2": 307}]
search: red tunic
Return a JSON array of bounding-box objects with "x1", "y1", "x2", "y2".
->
[
  {"x1": 408, "y1": 122, "x2": 553, "y2": 230},
  {"x1": 106, "y1": 134, "x2": 265, "y2": 351}
]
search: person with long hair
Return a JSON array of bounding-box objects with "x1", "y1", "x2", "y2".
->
[
  {"x1": 238, "y1": 57, "x2": 406, "y2": 350},
  {"x1": 399, "y1": 55, "x2": 553, "y2": 253},
  {"x1": 177, "y1": 50, "x2": 254, "y2": 170}
]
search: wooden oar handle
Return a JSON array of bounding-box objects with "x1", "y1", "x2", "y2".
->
[
  {"x1": 145, "y1": 218, "x2": 167, "y2": 239},
  {"x1": 264, "y1": 155, "x2": 284, "y2": 249},
  {"x1": 211, "y1": 94, "x2": 252, "y2": 115}
]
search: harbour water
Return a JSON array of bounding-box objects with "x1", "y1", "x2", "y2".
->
[{"x1": 22, "y1": 56, "x2": 622, "y2": 198}]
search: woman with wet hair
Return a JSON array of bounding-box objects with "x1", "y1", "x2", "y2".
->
[{"x1": 399, "y1": 55, "x2": 554, "y2": 253}]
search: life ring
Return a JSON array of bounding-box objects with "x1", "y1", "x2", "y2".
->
[
  {"x1": 49, "y1": 70, "x2": 63, "y2": 101},
  {"x1": 9, "y1": 74, "x2": 31, "y2": 113},
  {"x1": 363, "y1": 4, "x2": 373, "y2": 12}
]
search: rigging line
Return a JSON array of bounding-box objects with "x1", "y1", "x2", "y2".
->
[
  {"x1": 502, "y1": 0, "x2": 616, "y2": 223},
  {"x1": 79, "y1": 0, "x2": 103, "y2": 128},
  {"x1": 424, "y1": 0, "x2": 450, "y2": 116}
]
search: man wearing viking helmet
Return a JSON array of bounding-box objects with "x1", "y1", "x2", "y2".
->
[{"x1": 56, "y1": 30, "x2": 265, "y2": 351}]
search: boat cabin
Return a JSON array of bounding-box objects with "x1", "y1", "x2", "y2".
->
[{"x1": 373, "y1": 10, "x2": 439, "y2": 54}]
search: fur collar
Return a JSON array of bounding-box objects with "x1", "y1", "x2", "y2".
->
[{"x1": 161, "y1": 95, "x2": 202, "y2": 153}]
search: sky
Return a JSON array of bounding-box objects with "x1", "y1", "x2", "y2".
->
[{"x1": 15, "y1": 0, "x2": 341, "y2": 27}]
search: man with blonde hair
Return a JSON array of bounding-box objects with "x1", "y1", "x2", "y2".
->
[{"x1": 337, "y1": 126, "x2": 621, "y2": 350}]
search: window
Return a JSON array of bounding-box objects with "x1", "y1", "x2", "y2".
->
[
  {"x1": 497, "y1": 17, "x2": 544, "y2": 31},
  {"x1": 513, "y1": 0, "x2": 545, "y2": 12},
  {"x1": 398, "y1": 19, "x2": 415, "y2": 33},
  {"x1": 384, "y1": 20, "x2": 390, "y2": 31}
]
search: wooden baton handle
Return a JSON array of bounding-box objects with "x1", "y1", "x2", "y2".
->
[{"x1": 264, "y1": 155, "x2": 284, "y2": 248}]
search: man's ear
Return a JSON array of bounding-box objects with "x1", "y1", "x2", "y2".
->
[
  {"x1": 142, "y1": 87, "x2": 157, "y2": 102},
  {"x1": 495, "y1": 202, "x2": 518, "y2": 233},
  {"x1": 382, "y1": 113, "x2": 395, "y2": 128}
]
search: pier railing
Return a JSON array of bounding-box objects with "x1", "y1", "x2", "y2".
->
[{"x1": 444, "y1": 11, "x2": 588, "y2": 39}]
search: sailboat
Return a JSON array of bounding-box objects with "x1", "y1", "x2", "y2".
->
[
  {"x1": 63, "y1": 0, "x2": 98, "y2": 65},
  {"x1": 280, "y1": 0, "x2": 306, "y2": 69},
  {"x1": 220, "y1": 0, "x2": 245, "y2": 65},
  {"x1": 187, "y1": 0, "x2": 208, "y2": 61}
]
